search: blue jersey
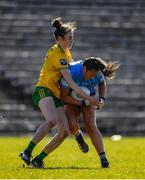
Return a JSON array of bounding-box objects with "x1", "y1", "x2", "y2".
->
[{"x1": 60, "y1": 60, "x2": 105, "y2": 95}]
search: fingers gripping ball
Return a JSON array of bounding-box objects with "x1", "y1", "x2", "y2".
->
[{"x1": 71, "y1": 86, "x2": 90, "y2": 106}]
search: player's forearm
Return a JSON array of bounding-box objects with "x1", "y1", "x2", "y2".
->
[
  {"x1": 98, "y1": 80, "x2": 106, "y2": 98},
  {"x1": 61, "y1": 69, "x2": 92, "y2": 101},
  {"x1": 60, "y1": 95, "x2": 81, "y2": 106}
]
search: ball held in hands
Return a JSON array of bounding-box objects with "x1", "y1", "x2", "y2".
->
[{"x1": 71, "y1": 86, "x2": 90, "y2": 106}]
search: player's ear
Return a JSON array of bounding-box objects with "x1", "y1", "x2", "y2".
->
[
  {"x1": 83, "y1": 65, "x2": 87, "y2": 73},
  {"x1": 57, "y1": 36, "x2": 64, "y2": 42}
]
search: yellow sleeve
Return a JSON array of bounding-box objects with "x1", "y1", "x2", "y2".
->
[{"x1": 49, "y1": 49, "x2": 69, "y2": 70}]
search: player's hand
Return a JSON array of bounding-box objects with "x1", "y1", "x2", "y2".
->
[
  {"x1": 97, "y1": 97, "x2": 105, "y2": 109},
  {"x1": 98, "y1": 102, "x2": 104, "y2": 109},
  {"x1": 88, "y1": 96, "x2": 100, "y2": 107}
]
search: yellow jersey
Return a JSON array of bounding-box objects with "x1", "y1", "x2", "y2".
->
[{"x1": 36, "y1": 44, "x2": 72, "y2": 98}]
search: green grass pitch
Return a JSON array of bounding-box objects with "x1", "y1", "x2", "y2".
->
[{"x1": 0, "y1": 136, "x2": 145, "y2": 179}]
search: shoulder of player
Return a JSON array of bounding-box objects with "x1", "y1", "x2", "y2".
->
[
  {"x1": 69, "y1": 61, "x2": 83, "y2": 76},
  {"x1": 47, "y1": 44, "x2": 60, "y2": 56},
  {"x1": 69, "y1": 60, "x2": 83, "y2": 67},
  {"x1": 48, "y1": 44, "x2": 71, "y2": 57}
]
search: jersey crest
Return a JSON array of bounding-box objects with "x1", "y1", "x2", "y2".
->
[{"x1": 60, "y1": 59, "x2": 67, "y2": 65}]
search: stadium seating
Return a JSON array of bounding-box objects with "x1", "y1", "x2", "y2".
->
[{"x1": 0, "y1": 0, "x2": 145, "y2": 135}]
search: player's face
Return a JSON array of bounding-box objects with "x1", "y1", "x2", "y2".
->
[
  {"x1": 84, "y1": 69, "x2": 98, "y2": 80},
  {"x1": 63, "y1": 31, "x2": 74, "y2": 49}
]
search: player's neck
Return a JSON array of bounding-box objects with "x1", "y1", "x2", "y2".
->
[
  {"x1": 57, "y1": 43, "x2": 69, "y2": 52},
  {"x1": 82, "y1": 67, "x2": 87, "y2": 80}
]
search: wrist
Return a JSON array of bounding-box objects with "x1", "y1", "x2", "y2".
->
[{"x1": 99, "y1": 97, "x2": 105, "y2": 103}]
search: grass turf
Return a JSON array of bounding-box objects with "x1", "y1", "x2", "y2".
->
[{"x1": 0, "y1": 136, "x2": 145, "y2": 179}]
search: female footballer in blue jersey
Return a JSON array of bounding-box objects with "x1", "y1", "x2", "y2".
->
[{"x1": 60, "y1": 57, "x2": 120, "y2": 168}]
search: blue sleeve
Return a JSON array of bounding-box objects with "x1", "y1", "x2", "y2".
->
[{"x1": 60, "y1": 77, "x2": 69, "y2": 88}]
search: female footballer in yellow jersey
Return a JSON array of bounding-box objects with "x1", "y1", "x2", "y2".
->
[{"x1": 20, "y1": 18, "x2": 100, "y2": 168}]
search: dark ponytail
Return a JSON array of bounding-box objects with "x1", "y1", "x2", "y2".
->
[{"x1": 52, "y1": 17, "x2": 76, "y2": 40}]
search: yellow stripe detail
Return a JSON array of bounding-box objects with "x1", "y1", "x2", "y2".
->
[
  {"x1": 42, "y1": 89, "x2": 45, "y2": 98},
  {"x1": 39, "y1": 89, "x2": 43, "y2": 98},
  {"x1": 41, "y1": 89, "x2": 45, "y2": 98}
]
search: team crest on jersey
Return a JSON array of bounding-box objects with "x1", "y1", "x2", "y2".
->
[{"x1": 60, "y1": 59, "x2": 67, "y2": 65}]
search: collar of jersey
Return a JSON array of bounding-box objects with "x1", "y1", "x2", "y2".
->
[{"x1": 57, "y1": 44, "x2": 65, "y2": 54}]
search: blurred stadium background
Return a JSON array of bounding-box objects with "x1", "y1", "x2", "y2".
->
[{"x1": 0, "y1": 0, "x2": 145, "y2": 136}]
